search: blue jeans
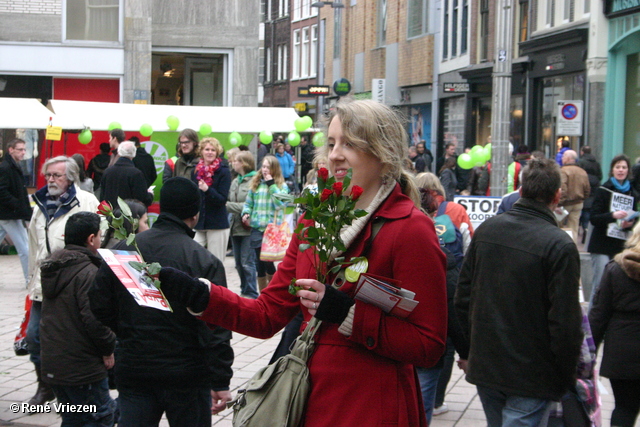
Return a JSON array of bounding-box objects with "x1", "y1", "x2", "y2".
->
[
  {"x1": 26, "y1": 300, "x2": 42, "y2": 367},
  {"x1": 436, "y1": 337, "x2": 456, "y2": 407},
  {"x1": 232, "y1": 235, "x2": 258, "y2": 298},
  {"x1": 117, "y1": 385, "x2": 211, "y2": 427},
  {"x1": 0, "y1": 219, "x2": 29, "y2": 283},
  {"x1": 416, "y1": 365, "x2": 443, "y2": 423},
  {"x1": 50, "y1": 377, "x2": 116, "y2": 427},
  {"x1": 477, "y1": 385, "x2": 552, "y2": 427}
]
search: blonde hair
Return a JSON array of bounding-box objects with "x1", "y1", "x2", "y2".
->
[
  {"x1": 318, "y1": 99, "x2": 420, "y2": 207},
  {"x1": 226, "y1": 147, "x2": 240, "y2": 163},
  {"x1": 197, "y1": 137, "x2": 223, "y2": 157},
  {"x1": 250, "y1": 154, "x2": 285, "y2": 191},
  {"x1": 415, "y1": 172, "x2": 446, "y2": 197},
  {"x1": 624, "y1": 220, "x2": 640, "y2": 250}
]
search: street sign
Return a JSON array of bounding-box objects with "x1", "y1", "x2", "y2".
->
[
  {"x1": 453, "y1": 196, "x2": 502, "y2": 230},
  {"x1": 557, "y1": 100, "x2": 583, "y2": 136}
]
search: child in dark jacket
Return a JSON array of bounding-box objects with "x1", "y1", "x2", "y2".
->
[{"x1": 40, "y1": 212, "x2": 116, "y2": 426}]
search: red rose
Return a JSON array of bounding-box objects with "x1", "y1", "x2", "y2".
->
[
  {"x1": 317, "y1": 167, "x2": 329, "y2": 182},
  {"x1": 350, "y1": 186, "x2": 364, "y2": 201},
  {"x1": 320, "y1": 188, "x2": 333, "y2": 202},
  {"x1": 97, "y1": 201, "x2": 113, "y2": 216},
  {"x1": 332, "y1": 182, "x2": 343, "y2": 197}
]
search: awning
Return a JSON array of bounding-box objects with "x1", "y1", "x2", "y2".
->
[
  {"x1": 47, "y1": 100, "x2": 302, "y2": 133},
  {"x1": 0, "y1": 97, "x2": 54, "y2": 129}
]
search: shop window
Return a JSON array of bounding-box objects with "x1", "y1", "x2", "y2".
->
[{"x1": 65, "y1": 0, "x2": 120, "y2": 43}]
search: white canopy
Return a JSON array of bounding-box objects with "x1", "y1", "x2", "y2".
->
[
  {"x1": 0, "y1": 98, "x2": 54, "y2": 129},
  {"x1": 47, "y1": 100, "x2": 301, "y2": 133}
]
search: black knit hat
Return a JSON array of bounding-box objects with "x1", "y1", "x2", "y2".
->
[{"x1": 160, "y1": 177, "x2": 201, "y2": 219}]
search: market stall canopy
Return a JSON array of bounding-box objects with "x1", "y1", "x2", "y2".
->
[
  {"x1": 48, "y1": 100, "x2": 301, "y2": 133},
  {"x1": 0, "y1": 98, "x2": 54, "y2": 129}
]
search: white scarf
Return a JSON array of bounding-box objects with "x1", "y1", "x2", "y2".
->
[{"x1": 328, "y1": 180, "x2": 396, "y2": 262}]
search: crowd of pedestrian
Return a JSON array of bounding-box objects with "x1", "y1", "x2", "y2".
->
[{"x1": 2, "y1": 100, "x2": 640, "y2": 426}]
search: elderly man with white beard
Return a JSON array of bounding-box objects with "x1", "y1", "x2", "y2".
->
[{"x1": 25, "y1": 156, "x2": 99, "y2": 406}]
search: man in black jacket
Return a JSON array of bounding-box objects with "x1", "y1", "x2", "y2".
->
[
  {"x1": 131, "y1": 136, "x2": 158, "y2": 187},
  {"x1": 90, "y1": 177, "x2": 233, "y2": 427},
  {"x1": 100, "y1": 141, "x2": 154, "y2": 207},
  {"x1": 455, "y1": 158, "x2": 583, "y2": 427},
  {"x1": 0, "y1": 138, "x2": 32, "y2": 284},
  {"x1": 40, "y1": 212, "x2": 116, "y2": 426}
]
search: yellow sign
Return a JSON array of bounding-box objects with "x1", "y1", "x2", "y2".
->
[
  {"x1": 294, "y1": 102, "x2": 308, "y2": 112},
  {"x1": 45, "y1": 126, "x2": 63, "y2": 141}
]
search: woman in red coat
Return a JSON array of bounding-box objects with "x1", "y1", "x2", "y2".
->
[{"x1": 161, "y1": 99, "x2": 448, "y2": 426}]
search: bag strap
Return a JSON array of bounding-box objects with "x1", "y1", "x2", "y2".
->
[{"x1": 436, "y1": 201, "x2": 448, "y2": 217}]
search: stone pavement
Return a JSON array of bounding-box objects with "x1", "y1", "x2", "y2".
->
[{"x1": 0, "y1": 252, "x2": 632, "y2": 427}]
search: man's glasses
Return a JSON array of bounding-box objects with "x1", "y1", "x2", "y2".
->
[
  {"x1": 44, "y1": 173, "x2": 65, "y2": 180},
  {"x1": 179, "y1": 140, "x2": 192, "y2": 145}
]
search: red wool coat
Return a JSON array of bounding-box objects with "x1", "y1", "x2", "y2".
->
[{"x1": 200, "y1": 184, "x2": 447, "y2": 426}]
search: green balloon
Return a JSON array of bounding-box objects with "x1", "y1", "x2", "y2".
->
[
  {"x1": 288, "y1": 131, "x2": 301, "y2": 147},
  {"x1": 140, "y1": 123, "x2": 153, "y2": 137},
  {"x1": 229, "y1": 132, "x2": 242, "y2": 147},
  {"x1": 312, "y1": 132, "x2": 325, "y2": 147},
  {"x1": 484, "y1": 143, "x2": 492, "y2": 158},
  {"x1": 259, "y1": 130, "x2": 273, "y2": 145},
  {"x1": 469, "y1": 145, "x2": 486, "y2": 166},
  {"x1": 108, "y1": 122, "x2": 121, "y2": 131},
  {"x1": 78, "y1": 129, "x2": 92, "y2": 145},
  {"x1": 457, "y1": 153, "x2": 474, "y2": 170},
  {"x1": 482, "y1": 146, "x2": 492, "y2": 162},
  {"x1": 166, "y1": 115, "x2": 180, "y2": 131},
  {"x1": 199, "y1": 123, "x2": 212, "y2": 136},
  {"x1": 294, "y1": 116, "x2": 313, "y2": 132}
]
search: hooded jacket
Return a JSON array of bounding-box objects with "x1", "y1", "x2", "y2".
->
[
  {"x1": 40, "y1": 245, "x2": 115, "y2": 386},
  {"x1": 589, "y1": 251, "x2": 640, "y2": 379}
]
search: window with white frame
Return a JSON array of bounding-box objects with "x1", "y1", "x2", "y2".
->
[
  {"x1": 461, "y1": 0, "x2": 468, "y2": 53},
  {"x1": 310, "y1": 25, "x2": 318, "y2": 77},
  {"x1": 294, "y1": 0, "x2": 301, "y2": 20},
  {"x1": 302, "y1": 0, "x2": 310, "y2": 17},
  {"x1": 266, "y1": 47, "x2": 272, "y2": 82},
  {"x1": 301, "y1": 27, "x2": 310, "y2": 77},
  {"x1": 452, "y1": 0, "x2": 458, "y2": 57},
  {"x1": 259, "y1": 47, "x2": 265, "y2": 84},
  {"x1": 293, "y1": 29, "x2": 301, "y2": 79},
  {"x1": 547, "y1": 0, "x2": 555, "y2": 26},
  {"x1": 408, "y1": 0, "x2": 429, "y2": 38},
  {"x1": 442, "y1": 0, "x2": 469, "y2": 60},
  {"x1": 563, "y1": 0, "x2": 574, "y2": 22},
  {"x1": 377, "y1": 0, "x2": 387, "y2": 46},
  {"x1": 479, "y1": 0, "x2": 488, "y2": 61},
  {"x1": 280, "y1": 0, "x2": 289, "y2": 17},
  {"x1": 278, "y1": 45, "x2": 283, "y2": 80},
  {"x1": 66, "y1": 0, "x2": 120, "y2": 42}
]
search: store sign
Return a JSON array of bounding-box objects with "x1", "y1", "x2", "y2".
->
[
  {"x1": 443, "y1": 83, "x2": 470, "y2": 93},
  {"x1": 307, "y1": 85, "x2": 331, "y2": 96},
  {"x1": 604, "y1": 0, "x2": 640, "y2": 17},
  {"x1": 557, "y1": 100, "x2": 583, "y2": 136},
  {"x1": 372, "y1": 79, "x2": 386, "y2": 103}
]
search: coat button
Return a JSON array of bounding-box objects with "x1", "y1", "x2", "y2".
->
[{"x1": 366, "y1": 337, "x2": 375, "y2": 347}]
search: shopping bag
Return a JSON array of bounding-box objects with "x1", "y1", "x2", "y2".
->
[
  {"x1": 14, "y1": 295, "x2": 32, "y2": 356},
  {"x1": 260, "y1": 219, "x2": 291, "y2": 262}
]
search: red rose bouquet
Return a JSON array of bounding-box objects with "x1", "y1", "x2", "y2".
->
[{"x1": 289, "y1": 168, "x2": 366, "y2": 292}]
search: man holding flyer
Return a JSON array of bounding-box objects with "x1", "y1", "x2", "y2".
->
[{"x1": 90, "y1": 177, "x2": 233, "y2": 427}]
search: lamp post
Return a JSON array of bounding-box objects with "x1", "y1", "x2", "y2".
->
[{"x1": 311, "y1": 1, "x2": 344, "y2": 119}]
